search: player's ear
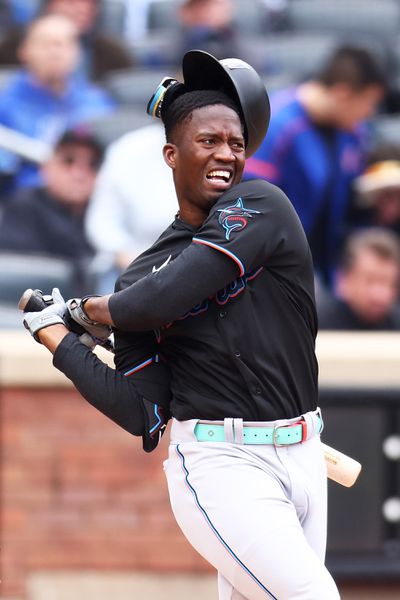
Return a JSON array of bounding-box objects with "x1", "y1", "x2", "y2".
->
[{"x1": 163, "y1": 143, "x2": 177, "y2": 170}]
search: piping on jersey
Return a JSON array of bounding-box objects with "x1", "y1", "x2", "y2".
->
[
  {"x1": 124, "y1": 358, "x2": 163, "y2": 438},
  {"x1": 192, "y1": 238, "x2": 245, "y2": 276},
  {"x1": 149, "y1": 404, "x2": 163, "y2": 434},
  {"x1": 124, "y1": 357, "x2": 154, "y2": 376},
  {"x1": 175, "y1": 445, "x2": 278, "y2": 600}
]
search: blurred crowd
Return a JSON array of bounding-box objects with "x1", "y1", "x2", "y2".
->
[{"x1": 0, "y1": 0, "x2": 399, "y2": 330}]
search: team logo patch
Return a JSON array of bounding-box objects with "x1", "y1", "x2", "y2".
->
[{"x1": 217, "y1": 198, "x2": 260, "y2": 240}]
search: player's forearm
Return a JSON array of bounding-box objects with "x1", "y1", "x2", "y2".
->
[
  {"x1": 52, "y1": 332, "x2": 152, "y2": 436},
  {"x1": 37, "y1": 323, "x2": 71, "y2": 354},
  {"x1": 108, "y1": 243, "x2": 239, "y2": 331},
  {"x1": 83, "y1": 294, "x2": 115, "y2": 326}
]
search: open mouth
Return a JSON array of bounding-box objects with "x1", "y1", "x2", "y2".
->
[{"x1": 206, "y1": 169, "x2": 232, "y2": 184}]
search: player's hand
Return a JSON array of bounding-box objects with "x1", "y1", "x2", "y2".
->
[
  {"x1": 22, "y1": 288, "x2": 66, "y2": 342},
  {"x1": 66, "y1": 296, "x2": 113, "y2": 345},
  {"x1": 19, "y1": 288, "x2": 100, "y2": 350}
]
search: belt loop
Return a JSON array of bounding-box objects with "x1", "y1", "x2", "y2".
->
[
  {"x1": 317, "y1": 407, "x2": 324, "y2": 434},
  {"x1": 224, "y1": 418, "x2": 235, "y2": 443},
  {"x1": 233, "y1": 418, "x2": 244, "y2": 444},
  {"x1": 302, "y1": 409, "x2": 323, "y2": 440},
  {"x1": 302, "y1": 412, "x2": 314, "y2": 440}
]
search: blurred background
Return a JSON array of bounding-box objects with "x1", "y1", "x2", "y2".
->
[{"x1": 0, "y1": 1, "x2": 400, "y2": 599}]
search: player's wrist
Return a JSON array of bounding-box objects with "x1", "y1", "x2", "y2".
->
[
  {"x1": 83, "y1": 294, "x2": 114, "y2": 326},
  {"x1": 37, "y1": 323, "x2": 70, "y2": 354}
]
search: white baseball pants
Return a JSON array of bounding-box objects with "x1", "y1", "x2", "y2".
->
[{"x1": 164, "y1": 412, "x2": 340, "y2": 600}]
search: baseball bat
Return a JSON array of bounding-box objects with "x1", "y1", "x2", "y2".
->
[
  {"x1": 18, "y1": 289, "x2": 115, "y2": 353},
  {"x1": 322, "y1": 443, "x2": 362, "y2": 487},
  {"x1": 18, "y1": 288, "x2": 53, "y2": 312},
  {"x1": 16, "y1": 289, "x2": 364, "y2": 486}
]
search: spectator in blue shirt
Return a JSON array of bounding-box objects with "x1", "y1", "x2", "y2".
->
[
  {"x1": 0, "y1": 13, "x2": 115, "y2": 192},
  {"x1": 244, "y1": 45, "x2": 386, "y2": 288}
]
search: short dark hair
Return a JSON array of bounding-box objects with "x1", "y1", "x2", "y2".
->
[
  {"x1": 341, "y1": 228, "x2": 400, "y2": 272},
  {"x1": 316, "y1": 45, "x2": 387, "y2": 91},
  {"x1": 54, "y1": 127, "x2": 104, "y2": 165},
  {"x1": 163, "y1": 89, "x2": 243, "y2": 143}
]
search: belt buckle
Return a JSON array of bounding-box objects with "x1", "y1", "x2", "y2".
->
[{"x1": 273, "y1": 422, "x2": 304, "y2": 446}]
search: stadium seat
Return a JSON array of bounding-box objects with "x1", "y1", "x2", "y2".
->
[
  {"x1": 371, "y1": 114, "x2": 400, "y2": 146},
  {"x1": 99, "y1": 0, "x2": 127, "y2": 37},
  {"x1": 241, "y1": 33, "x2": 339, "y2": 79},
  {"x1": 146, "y1": 0, "x2": 270, "y2": 35},
  {"x1": 286, "y1": 0, "x2": 400, "y2": 39},
  {"x1": 104, "y1": 68, "x2": 171, "y2": 106},
  {"x1": 86, "y1": 107, "x2": 152, "y2": 145},
  {"x1": 0, "y1": 253, "x2": 77, "y2": 306}
]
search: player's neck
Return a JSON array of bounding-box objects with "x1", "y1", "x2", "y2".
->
[{"x1": 177, "y1": 206, "x2": 207, "y2": 228}]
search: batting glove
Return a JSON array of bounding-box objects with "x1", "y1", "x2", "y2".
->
[
  {"x1": 66, "y1": 296, "x2": 113, "y2": 346},
  {"x1": 22, "y1": 288, "x2": 66, "y2": 342},
  {"x1": 19, "y1": 288, "x2": 99, "y2": 350}
]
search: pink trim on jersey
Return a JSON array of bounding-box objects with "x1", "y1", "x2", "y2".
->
[{"x1": 192, "y1": 238, "x2": 245, "y2": 276}]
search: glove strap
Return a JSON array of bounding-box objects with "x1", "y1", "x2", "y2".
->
[{"x1": 79, "y1": 295, "x2": 103, "y2": 326}]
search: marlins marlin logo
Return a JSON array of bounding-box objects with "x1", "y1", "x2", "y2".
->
[{"x1": 217, "y1": 198, "x2": 260, "y2": 240}]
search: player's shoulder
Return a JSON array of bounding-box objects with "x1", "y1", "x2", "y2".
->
[{"x1": 218, "y1": 178, "x2": 291, "y2": 208}]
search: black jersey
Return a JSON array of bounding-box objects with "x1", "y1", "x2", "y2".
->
[{"x1": 110, "y1": 179, "x2": 319, "y2": 422}]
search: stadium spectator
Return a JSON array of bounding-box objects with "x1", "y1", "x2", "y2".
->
[
  {"x1": 40, "y1": 0, "x2": 134, "y2": 81},
  {"x1": 177, "y1": 0, "x2": 241, "y2": 60},
  {"x1": 0, "y1": 14, "x2": 115, "y2": 192},
  {"x1": 0, "y1": 0, "x2": 134, "y2": 81},
  {"x1": 85, "y1": 122, "x2": 178, "y2": 294},
  {"x1": 349, "y1": 143, "x2": 400, "y2": 237},
  {"x1": 0, "y1": 0, "x2": 37, "y2": 28},
  {"x1": 142, "y1": 0, "x2": 243, "y2": 68},
  {"x1": 317, "y1": 228, "x2": 400, "y2": 330},
  {"x1": 0, "y1": 128, "x2": 103, "y2": 294},
  {"x1": 244, "y1": 45, "x2": 386, "y2": 287}
]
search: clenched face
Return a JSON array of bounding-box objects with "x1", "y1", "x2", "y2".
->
[{"x1": 163, "y1": 104, "x2": 245, "y2": 226}]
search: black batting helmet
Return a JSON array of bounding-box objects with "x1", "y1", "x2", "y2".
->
[{"x1": 146, "y1": 50, "x2": 270, "y2": 157}]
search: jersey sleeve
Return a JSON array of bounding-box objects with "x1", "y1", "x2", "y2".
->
[
  {"x1": 193, "y1": 179, "x2": 301, "y2": 274},
  {"x1": 53, "y1": 332, "x2": 171, "y2": 452},
  {"x1": 109, "y1": 180, "x2": 307, "y2": 332}
]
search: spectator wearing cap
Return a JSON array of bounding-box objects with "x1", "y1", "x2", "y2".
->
[
  {"x1": 0, "y1": 14, "x2": 115, "y2": 192},
  {"x1": 317, "y1": 228, "x2": 400, "y2": 330},
  {"x1": 349, "y1": 143, "x2": 400, "y2": 237},
  {"x1": 0, "y1": 128, "x2": 103, "y2": 294}
]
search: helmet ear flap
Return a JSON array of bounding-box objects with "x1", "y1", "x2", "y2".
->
[{"x1": 147, "y1": 77, "x2": 186, "y2": 121}]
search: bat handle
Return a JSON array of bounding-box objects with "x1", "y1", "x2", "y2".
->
[{"x1": 18, "y1": 289, "x2": 53, "y2": 312}]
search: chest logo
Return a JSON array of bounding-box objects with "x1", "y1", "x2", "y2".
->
[
  {"x1": 217, "y1": 197, "x2": 260, "y2": 240},
  {"x1": 152, "y1": 255, "x2": 172, "y2": 273}
]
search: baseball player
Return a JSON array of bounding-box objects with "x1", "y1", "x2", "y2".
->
[{"x1": 21, "y1": 51, "x2": 340, "y2": 599}]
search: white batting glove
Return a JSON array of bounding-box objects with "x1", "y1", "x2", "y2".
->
[
  {"x1": 22, "y1": 288, "x2": 66, "y2": 342},
  {"x1": 66, "y1": 296, "x2": 112, "y2": 343}
]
